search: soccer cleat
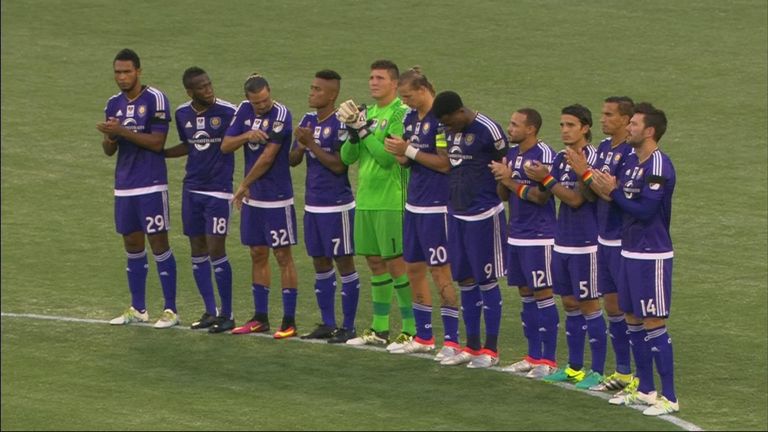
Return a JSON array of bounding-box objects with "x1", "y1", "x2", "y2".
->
[
  {"x1": 300, "y1": 324, "x2": 335, "y2": 340},
  {"x1": 327, "y1": 327, "x2": 356, "y2": 344},
  {"x1": 273, "y1": 325, "x2": 297, "y2": 339},
  {"x1": 467, "y1": 349, "x2": 499, "y2": 369},
  {"x1": 575, "y1": 370, "x2": 604, "y2": 390},
  {"x1": 386, "y1": 332, "x2": 414, "y2": 352},
  {"x1": 208, "y1": 316, "x2": 235, "y2": 333},
  {"x1": 501, "y1": 357, "x2": 537, "y2": 373},
  {"x1": 542, "y1": 366, "x2": 586, "y2": 383},
  {"x1": 440, "y1": 349, "x2": 477, "y2": 366},
  {"x1": 190, "y1": 312, "x2": 217, "y2": 330},
  {"x1": 109, "y1": 306, "x2": 149, "y2": 325},
  {"x1": 434, "y1": 343, "x2": 462, "y2": 362},
  {"x1": 153, "y1": 309, "x2": 179, "y2": 329},
  {"x1": 346, "y1": 328, "x2": 389, "y2": 346},
  {"x1": 608, "y1": 379, "x2": 656, "y2": 406},
  {"x1": 590, "y1": 371, "x2": 634, "y2": 391},
  {"x1": 231, "y1": 317, "x2": 270, "y2": 335},
  {"x1": 526, "y1": 364, "x2": 557, "y2": 379},
  {"x1": 390, "y1": 337, "x2": 435, "y2": 354},
  {"x1": 643, "y1": 396, "x2": 680, "y2": 416}
]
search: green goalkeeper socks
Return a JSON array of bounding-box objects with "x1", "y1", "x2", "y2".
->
[
  {"x1": 370, "y1": 273, "x2": 393, "y2": 333},
  {"x1": 393, "y1": 273, "x2": 416, "y2": 335}
]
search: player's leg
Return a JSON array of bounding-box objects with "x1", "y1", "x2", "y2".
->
[
  {"x1": 301, "y1": 211, "x2": 337, "y2": 339},
  {"x1": 544, "y1": 252, "x2": 584, "y2": 382},
  {"x1": 381, "y1": 210, "x2": 416, "y2": 347},
  {"x1": 269, "y1": 205, "x2": 299, "y2": 339},
  {"x1": 572, "y1": 251, "x2": 607, "y2": 389},
  {"x1": 182, "y1": 191, "x2": 217, "y2": 329},
  {"x1": 110, "y1": 194, "x2": 150, "y2": 325},
  {"x1": 144, "y1": 191, "x2": 178, "y2": 329},
  {"x1": 503, "y1": 244, "x2": 540, "y2": 373},
  {"x1": 232, "y1": 204, "x2": 271, "y2": 334},
  {"x1": 328, "y1": 254, "x2": 359, "y2": 343},
  {"x1": 597, "y1": 243, "x2": 632, "y2": 389},
  {"x1": 203, "y1": 194, "x2": 234, "y2": 333},
  {"x1": 432, "y1": 263, "x2": 459, "y2": 353},
  {"x1": 530, "y1": 245, "x2": 559, "y2": 377}
]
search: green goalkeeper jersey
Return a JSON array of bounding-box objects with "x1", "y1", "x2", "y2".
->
[{"x1": 340, "y1": 97, "x2": 409, "y2": 211}]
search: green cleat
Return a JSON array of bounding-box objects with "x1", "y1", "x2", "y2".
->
[
  {"x1": 575, "y1": 370, "x2": 604, "y2": 389},
  {"x1": 542, "y1": 365, "x2": 586, "y2": 383}
]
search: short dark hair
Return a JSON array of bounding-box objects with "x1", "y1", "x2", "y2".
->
[
  {"x1": 315, "y1": 69, "x2": 341, "y2": 81},
  {"x1": 114, "y1": 48, "x2": 140, "y2": 69},
  {"x1": 604, "y1": 96, "x2": 635, "y2": 118},
  {"x1": 244, "y1": 72, "x2": 269, "y2": 94},
  {"x1": 399, "y1": 66, "x2": 435, "y2": 96},
  {"x1": 633, "y1": 102, "x2": 668, "y2": 141},
  {"x1": 432, "y1": 91, "x2": 464, "y2": 118},
  {"x1": 562, "y1": 104, "x2": 593, "y2": 142},
  {"x1": 182, "y1": 66, "x2": 207, "y2": 89},
  {"x1": 516, "y1": 108, "x2": 542, "y2": 134},
  {"x1": 370, "y1": 59, "x2": 399, "y2": 80}
]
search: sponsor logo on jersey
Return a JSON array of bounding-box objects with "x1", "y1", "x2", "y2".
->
[
  {"x1": 494, "y1": 139, "x2": 505, "y2": 150},
  {"x1": 415, "y1": 122, "x2": 421, "y2": 135},
  {"x1": 370, "y1": 119, "x2": 379, "y2": 129},
  {"x1": 405, "y1": 124, "x2": 413, "y2": 132},
  {"x1": 155, "y1": 111, "x2": 166, "y2": 120},
  {"x1": 127, "y1": 105, "x2": 135, "y2": 117},
  {"x1": 338, "y1": 130, "x2": 349, "y2": 141},
  {"x1": 514, "y1": 156, "x2": 523, "y2": 169},
  {"x1": 192, "y1": 131, "x2": 212, "y2": 151},
  {"x1": 649, "y1": 182, "x2": 661, "y2": 191},
  {"x1": 272, "y1": 121, "x2": 283, "y2": 133},
  {"x1": 210, "y1": 117, "x2": 221, "y2": 129},
  {"x1": 244, "y1": 119, "x2": 251, "y2": 127},
  {"x1": 196, "y1": 117, "x2": 205, "y2": 130},
  {"x1": 248, "y1": 142, "x2": 262, "y2": 151},
  {"x1": 313, "y1": 126, "x2": 322, "y2": 138},
  {"x1": 185, "y1": 121, "x2": 193, "y2": 128},
  {"x1": 380, "y1": 119, "x2": 388, "y2": 130},
  {"x1": 116, "y1": 109, "x2": 124, "y2": 117},
  {"x1": 251, "y1": 119, "x2": 262, "y2": 130}
]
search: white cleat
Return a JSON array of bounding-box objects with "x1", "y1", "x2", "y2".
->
[
  {"x1": 440, "y1": 350, "x2": 475, "y2": 366},
  {"x1": 346, "y1": 328, "x2": 388, "y2": 346},
  {"x1": 526, "y1": 364, "x2": 557, "y2": 379},
  {"x1": 386, "y1": 333, "x2": 414, "y2": 352},
  {"x1": 109, "y1": 306, "x2": 149, "y2": 325},
  {"x1": 501, "y1": 358, "x2": 536, "y2": 373},
  {"x1": 153, "y1": 309, "x2": 179, "y2": 329},
  {"x1": 467, "y1": 351, "x2": 499, "y2": 369},
  {"x1": 434, "y1": 345, "x2": 462, "y2": 362},
  {"x1": 643, "y1": 396, "x2": 679, "y2": 416},
  {"x1": 391, "y1": 338, "x2": 435, "y2": 354},
  {"x1": 609, "y1": 389, "x2": 657, "y2": 406}
]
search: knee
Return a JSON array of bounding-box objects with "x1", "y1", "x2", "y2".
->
[
  {"x1": 273, "y1": 247, "x2": 295, "y2": 268},
  {"x1": 249, "y1": 247, "x2": 269, "y2": 264},
  {"x1": 334, "y1": 256, "x2": 356, "y2": 275}
]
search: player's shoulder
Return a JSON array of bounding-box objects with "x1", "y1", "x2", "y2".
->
[
  {"x1": 175, "y1": 100, "x2": 192, "y2": 114},
  {"x1": 649, "y1": 149, "x2": 675, "y2": 176},
  {"x1": 585, "y1": 144, "x2": 599, "y2": 163},
  {"x1": 144, "y1": 86, "x2": 169, "y2": 111},
  {"x1": 535, "y1": 140, "x2": 556, "y2": 162},
  {"x1": 272, "y1": 101, "x2": 291, "y2": 121},
  {"x1": 104, "y1": 92, "x2": 123, "y2": 111},
  {"x1": 474, "y1": 113, "x2": 505, "y2": 140},
  {"x1": 214, "y1": 98, "x2": 238, "y2": 114}
]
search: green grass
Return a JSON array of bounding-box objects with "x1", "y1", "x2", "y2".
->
[{"x1": 2, "y1": 0, "x2": 767, "y2": 430}]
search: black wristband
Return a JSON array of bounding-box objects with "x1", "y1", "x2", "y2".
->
[{"x1": 348, "y1": 128, "x2": 360, "y2": 144}]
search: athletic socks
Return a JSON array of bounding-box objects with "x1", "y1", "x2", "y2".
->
[
  {"x1": 413, "y1": 302, "x2": 433, "y2": 341},
  {"x1": 537, "y1": 296, "x2": 559, "y2": 363},
  {"x1": 460, "y1": 284, "x2": 482, "y2": 351},
  {"x1": 565, "y1": 310, "x2": 586, "y2": 371},
  {"x1": 340, "y1": 271, "x2": 360, "y2": 330},
  {"x1": 585, "y1": 310, "x2": 607, "y2": 375},
  {"x1": 211, "y1": 256, "x2": 233, "y2": 319},
  {"x1": 154, "y1": 249, "x2": 177, "y2": 313},
  {"x1": 126, "y1": 250, "x2": 148, "y2": 312},
  {"x1": 314, "y1": 269, "x2": 337, "y2": 328},
  {"x1": 648, "y1": 326, "x2": 677, "y2": 402},
  {"x1": 393, "y1": 273, "x2": 416, "y2": 335},
  {"x1": 608, "y1": 314, "x2": 631, "y2": 374},
  {"x1": 629, "y1": 324, "x2": 655, "y2": 394},
  {"x1": 281, "y1": 288, "x2": 298, "y2": 325},
  {"x1": 440, "y1": 306, "x2": 460, "y2": 346},
  {"x1": 479, "y1": 281, "x2": 502, "y2": 353},
  {"x1": 191, "y1": 255, "x2": 216, "y2": 315},
  {"x1": 251, "y1": 283, "x2": 270, "y2": 319},
  {"x1": 370, "y1": 273, "x2": 393, "y2": 333},
  {"x1": 521, "y1": 296, "x2": 541, "y2": 360}
]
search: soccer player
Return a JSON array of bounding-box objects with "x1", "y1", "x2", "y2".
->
[
  {"x1": 382, "y1": 68, "x2": 461, "y2": 360},
  {"x1": 565, "y1": 96, "x2": 635, "y2": 390},
  {"x1": 336, "y1": 60, "x2": 416, "y2": 349},
  {"x1": 97, "y1": 48, "x2": 179, "y2": 329},
  {"x1": 431, "y1": 91, "x2": 508, "y2": 369},
  {"x1": 288, "y1": 70, "x2": 360, "y2": 343},
  {"x1": 489, "y1": 108, "x2": 560, "y2": 378},
  {"x1": 524, "y1": 104, "x2": 606, "y2": 387},
  {"x1": 164, "y1": 67, "x2": 237, "y2": 333},
  {"x1": 221, "y1": 74, "x2": 299, "y2": 339},
  {"x1": 591, "y1": 103, "x2": 679, "y2": 416}
]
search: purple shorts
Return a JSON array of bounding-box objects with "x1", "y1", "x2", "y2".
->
[
  {"x1": 552, "y1": 250, "x2": 599, "y2": 300},
  {"x1": 448, "y1": 209, "x2": 506, "y2": 283},
  {"x1": 619, "y1": 256, "x2": 672, "y2": 318},
  {"x1": 598, "y1": 244, "x2": 622, "y2": 295},
  {"x1": 182, "y1": 190, "x2": 231, "y2": 237},
  {"x1": 114, "y1": 191, "x2": 170, "y2": 235},
  {"x1": 403, "y1": 210, "x2": 449, "y2": 266},
  {"x1": 240, "y1": 203, "x2": 298, "y2": 248},
  {"x1": 506, "y1": 243, "x2": 553, "y2": 290},
  {"x1": 303, "y1": 208, "x2": 355, "y2": 258}
]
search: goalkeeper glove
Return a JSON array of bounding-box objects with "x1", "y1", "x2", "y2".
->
[{"x1": 337, "y1": 100, "x2": 373, "y2": 142}]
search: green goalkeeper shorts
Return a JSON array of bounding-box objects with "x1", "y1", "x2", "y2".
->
[{"x1": 354, "y1": 210, "x2": 403, "y2": 259}]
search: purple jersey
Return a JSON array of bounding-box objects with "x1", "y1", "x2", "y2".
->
[
  {"x1": 403, "y1": 109, "x2": 449, "y2": 208},
  {"x1": 446, "y1": 113, "x2": 508, "y2": 216},
  {"x1": 293, "y1": 112, "x2": 354, "y2": 208},
  {"x1": 175, "y1": 99, "x2": 237, "y2": 193},
  {"x1": 612, "y1": 149, "x2": 676, "y2": 257},
  {"x1": 593, "y1": 138, "x2": 633, "y2": 243},
  {"x1": 226, "y1": 101, "x2": 293, "y2": 202},
  {"x1": 104, "y1": 86, "x2": 171, "y2": 191},
  {"x1": 505, "y1": 141, "x2": 557, "y2": 242},
  {"x1": 550, "y1": 146, "x2": 599, "y2": 250}
]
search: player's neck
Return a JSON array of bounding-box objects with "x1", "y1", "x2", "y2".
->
[
  {"x1": 635, "y1": 141, "x2": 659, "y2": 162},
  {"x1": 611, "y1": 132, "x2": 629, "y2": 147},
  {"x1": 518, "y1": 136, "x2": 538, "y2": 152},
  {"x1": 569, "y1": 138, "x2": 588, "y2": 152},
  {"x1": 316, "y1": 105, "x2": 335, "y2": 122},
  {"x1": 376, "y1": 93, "x2": 396, "y2": 108},
  {"x1": 192, "y1": 100, "x2": 212, "y2": 114},
  {"x1": 417, "y1": 100, "x2": 433, "y2": 119},
  {"x1": 123, "y1": 84, "x2": 144, "y2": 101}
]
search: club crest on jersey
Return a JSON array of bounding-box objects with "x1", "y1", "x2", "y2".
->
[
  {"x1": 210, "y1": 117, "x2": 222, "y2": 129},
  {"x1": 196, "y1": 117, "x2": 205, "y2": 130},
  {"x1": 262, "y1": 119, "x2": 270, "y2": 130},
  {"x1": 323, "y1": 126, "x2": 332, "y2": 138},
  {"x1": 138, "y1": 105, "x2": 147, "y2": 117},
  {"x1": 380, "y1": 119, "x2": 388, "y2": 130},
  {"x1": 126, "y1": 105, "x2": 135, "y2": 117},
  {"x1": 272, "y1": 121, "x2": 284, "y2": 133},
  {"x1": 614, "y1": 153, "x2": 622, "y2": 163},
  {"x1": 422, "y1": 122, "x2": 431, "y2": 134},
  {"x1": 464, "y1": 134, "x2": 475, "y2": 146}
]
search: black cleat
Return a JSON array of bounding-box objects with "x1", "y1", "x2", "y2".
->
[
  {"x1": 208, "y1": 315, "x2": 236, "y2": 333},
  {"x1": 300, "y1": 324, "x2": 335, "y2": 340},
  {"x1": 327, "y1": 327, "x2": 356, "y2": 344},
  {"x1": 190, "y1": 312, "x2": 217, "y2": 330}
]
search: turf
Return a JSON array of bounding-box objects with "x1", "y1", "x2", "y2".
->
[{"x1": 2, "y1": 0, "x2": 767, "y2": 430}]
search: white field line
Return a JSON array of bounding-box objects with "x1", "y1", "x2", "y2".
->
[{"x1": 1, "y1": 311, "x2": 702, "y2": 431}]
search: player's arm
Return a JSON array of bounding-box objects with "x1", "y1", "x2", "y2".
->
[
  {"x1": 299, "y1": 129, "x2": 347, "y2": 174},
  {"x1": 100, "y1": 134, "x2": 117, "y2": 156},
  {"x1": 592, "y1": 170, "x2": 664, "y2": 221},
  {"x1": 164, "y1": 143, "x2": 189, "y2": 158},
  {"x1": 288, "y1": 141, "x2": 305, "y2": 167},
  {"x1": 96, "y1": 117, "x2": 167, "y2": 153},
  {"x1": 232, "y1": 141, "x2": 280, "y2": 203},
  {"x1": 490, "y1": 158, "x2": 551, "y2": 205},
  {"x1": 222, "y1": 129, "x2": 268, "y2": 153},
  {"x1": 525, "y1": 160, "x2": 585, "y2": 208},
  {"x1": 563, "y1": 146, "x2": 599, "y2": 202}
]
